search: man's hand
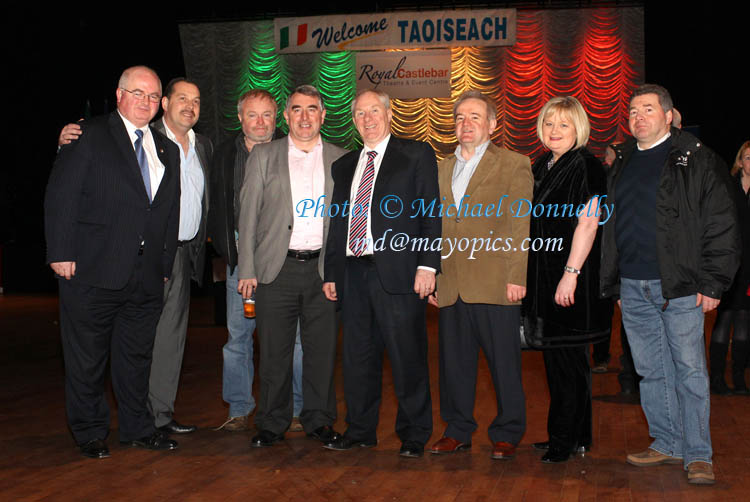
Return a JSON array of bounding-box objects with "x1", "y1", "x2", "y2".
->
[
  {"x1": 506, "y1": 283, "x2": 526, "y2": 303},
  {"x1": 414, "y1": 269, "x2": 436, "y2": 299},
  {"x1": 696, "y1": 293, "x2": 720, "y2": 313},
  {"x1": 427, "y1": 291, "x2": 439, "y2": 307},
  {"x1": 238, "y1": 278, "x2": 258, "y2": 299},
  {"x1": 323, "y1": 282, "x2": 337, "y2": 301},
  {"x1": 51, "y1": 261, "x2": 76, "y2": 280},
  {"x1": 58, "y1": 122, "x2": 82, "y2": 146}
]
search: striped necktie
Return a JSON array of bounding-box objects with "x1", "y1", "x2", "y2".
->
[{"x1": 348, "y1": 150, "x2": 377, "y2": 256}]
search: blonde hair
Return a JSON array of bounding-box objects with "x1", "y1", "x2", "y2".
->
[
  {"x1": 731, "y1": 140, "x2": 750, "y2": 176},
  {"x1": 536, "y1": 96, "x2": 590, "y2": 150}
]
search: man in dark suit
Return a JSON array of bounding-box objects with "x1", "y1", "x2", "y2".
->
[
  {"x1": 57, "y1": 77, "x2": 212, "y2": 435},
  {"x1": 237, "y1": 85, "x2": 347, "y2": 447},
  {"x1": 45, "y1": 65, "x2": 181, "y2": 458},
  {"x1": 323, "y1": 89, "x2": 441, "y2": 458}
]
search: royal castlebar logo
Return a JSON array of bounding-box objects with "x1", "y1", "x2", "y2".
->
[{"x1": 279, "y1": 24, "x2": 308, "y2": 49}]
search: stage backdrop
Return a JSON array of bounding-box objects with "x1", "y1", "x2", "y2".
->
[{"x1": 180, "y1": 7, "x2": 643, "y2": 160}]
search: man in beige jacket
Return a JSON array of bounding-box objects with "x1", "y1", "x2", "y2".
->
[{"x1": 428, "y1": 90, "x2": 532, "y2": 460}]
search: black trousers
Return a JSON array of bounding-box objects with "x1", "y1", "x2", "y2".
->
[
  {"x1": 438, "y1": 298, "x2": 526, "y2": 444},
  {"x1": 340, "y1": 257, "x2": 432, "y2": 444},
  {"x1": 254, "y1": 256, "x2": 337, "y2": 435},
  {"x1": 542, "y1": 345, "x2": 592, "y2": 451},
  {"x1": 58, "y1": 264, "x2": 162, "y2": 445}
]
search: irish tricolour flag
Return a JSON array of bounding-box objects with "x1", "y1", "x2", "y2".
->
[{"x1": 280, "y1": 24, "x2": 308, "y2": 49}]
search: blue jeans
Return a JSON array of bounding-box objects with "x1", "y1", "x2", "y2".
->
[
  {"x1": 620, "y1": 278, "x2": 712, "y2": 466},
  {"x1": 223, "y1": 266, "x2": 257, "y2": 418}
]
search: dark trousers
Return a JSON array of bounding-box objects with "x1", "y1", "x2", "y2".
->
[
  {"x1": 542, "y1": 346, "x2": 592, "y2": 451},
  {"x1": 592, "y1": 334, "x2": 611, "y2": 365},
  {"x1": 438, "y1": 298, "x2": 525, "y2": 444},
  {"x1": 340, "y1": 257, "x2": 432, "y2": 444},
  {"x1": 254, "y1": 256, "x2": 337, "y2": 435},
  {"x1": 58, "y1": 265, "x2": 162, "y2": 445},
  {"x1": 618, "y1": 321, "x2": 641, "y2": 392}
]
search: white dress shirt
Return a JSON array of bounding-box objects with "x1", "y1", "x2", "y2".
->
[
  {"x1": 118, "y1": 111, "x2": 165, "y2": 198},
  {"x1": 162, "y1": 119, "x2": 204, "y2": 242}
]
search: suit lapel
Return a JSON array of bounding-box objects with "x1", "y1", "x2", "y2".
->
[
  {"x1": 108, "y1": 112, "x2": 151, "y2": 203},
  {"x1": 195, "y1": 137, "x2": 210, "y2": 210},
  {"x1": 463, "y1": 143, "x2": 499, "y2": 198},
  {"x1": 340, "y1": 149, "x2": 360, "y2": 202},
  {"x1": 372, "y1": 137, "x2": 403, "y2": 200},
  {"x1": 439, "y1": 154, "x2": 458, "y2": 208},
  {"x1": 278, "y1": 137, "x2": 294, "y2": 220},
  {"x1": 151, "y1": 129, "x2": 174, "y2": 203},
  {"x1": 322, "y1": 142, "x2": 337, "y2": 201}
]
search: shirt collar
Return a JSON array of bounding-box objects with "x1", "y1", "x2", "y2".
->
[
  {"x1": 363, "y1": 133, "x2": 391, "y2": 158},
  {"x1": 117, "y1": 110, "x2": 149, "y2": 139},
  {"x1": 288, "y1": 135, "x2": 323, "y2": 157},
  {"x1": 161, "y1": 117, "x2": 195, "y2": 148},
  {"x1": 454, "y1": 139, "x2": 490, "y2": 163},
  {"x1": 637, "y1": 131, "x2": 671, "y2": 151}
]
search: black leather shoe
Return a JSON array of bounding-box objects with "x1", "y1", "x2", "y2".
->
[
  {"x1": 532, "y1": 441, "x2": 590, "y2": 453},
  {"x1": 307, "y1": 425, "x2": 341, "y2": 443},
  {"x1": 158, "y1": 419, "x2": 197, "y2": 434},
  {"x1": 541, "y1": 446, "x2": 572, "y2": 463},
  {"x1": 120, "y1": 431, "x2": 178, "y2": 450},
  {"x1": 323, "y1": 435, "x2": 377, "y2": 451},
  {"x1": 251, "y1": 429, "x2": 284, "y2": 447},
  {"x1": 399, "y1": 440, "x2": 424, "y2": 458},
  {"x1": 80, "y1": 439, "x2": 110, "y2": 459}
]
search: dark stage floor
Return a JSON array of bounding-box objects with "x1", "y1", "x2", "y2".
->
[{"x1": 1, "y1": 293, "x2": 748, "y2": 501}]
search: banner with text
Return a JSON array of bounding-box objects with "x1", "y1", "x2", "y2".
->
[
  {"x1": 355, "y1": 51, "x2": 451, "y2": 99},
  {"x1": 276, "y1": 9, "x2": 516, "y2": 53}
]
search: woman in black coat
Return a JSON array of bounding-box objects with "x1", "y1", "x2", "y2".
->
[
  {"x1": 523, "y1": 96, "x2": 613, "y2": 463},
  {"x1": 709, "y1": 141, "x2": 750, "y2": 394}
]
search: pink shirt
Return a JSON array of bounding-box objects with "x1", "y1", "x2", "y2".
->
[{"x1": 288, "y1": 137, "x2": 325, "y2": 250}]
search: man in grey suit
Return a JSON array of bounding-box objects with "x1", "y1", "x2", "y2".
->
[
  {"x1": 58, "y1": 77, "x2": 212, "y2": 435},
  {"x1": 237, "y1": 85, "x2": 346, "y2": 447}
]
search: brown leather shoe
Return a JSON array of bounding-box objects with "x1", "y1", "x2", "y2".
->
[
  {"x1": 687, "y1": 461, "x2": 715, "y2": 485},
  {"x1": 491, "y1": 441, "x2": 516, "y2": 460},
  {"x1": 288, "y1": 417, "x2": 304, "y2": 432},
  {"x1": 430, "y1": 436, "x2": 471, "y2": 454},
  {"x1": 626, "y1": 448, "x2": 682, "y2": 467},
  {"x1": 214, "y1": 415, "x2": 249, "y2": 432}
]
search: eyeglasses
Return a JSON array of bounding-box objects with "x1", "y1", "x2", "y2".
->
[{"x1": 121, "y1": 88, "x2": 161, "y2": 103}]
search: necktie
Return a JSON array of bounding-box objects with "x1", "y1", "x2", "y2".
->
[
  {"x1": 348, "y1": 150, "x2": 377, "y2": 256},
  {"x1": 134, "y1": 129, "x2": 153, "y2": 201}
]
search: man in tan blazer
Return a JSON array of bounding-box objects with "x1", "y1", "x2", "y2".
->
[
  {"x1": 428, "y1": 90, "x2": 532, "y2": 460},
  {"x1": 237, "y1": 85, "x2": 347, "y2": 447}
]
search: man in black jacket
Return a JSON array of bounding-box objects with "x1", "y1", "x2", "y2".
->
[
  {"x1": 45, "y1": 66, "x2": 181, "y2": 458},
  {"x1": 600, "y1": 84, "x2": 740, "y2": 485},
  {"x1": 208, "y1": 89, "x2": 280, "y2": 431},
  {"x1": 323, "y1": 90, "x2": 440, "y2": 458}
]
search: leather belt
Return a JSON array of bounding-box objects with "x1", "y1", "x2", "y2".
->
[{"x1": 287, "y1": 249, "x2": 321, "y2": 261}]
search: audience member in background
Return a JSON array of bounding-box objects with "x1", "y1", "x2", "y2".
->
[{"x1": 709, "y1": 140, "x2": 750, "y2": 395}]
